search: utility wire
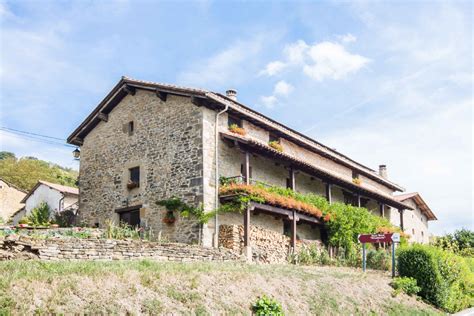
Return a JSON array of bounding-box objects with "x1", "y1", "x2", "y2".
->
[
  {"x1": 0, "y1": 126, "x2": 66, "y2": 141},
  {"x1": 0, "y1": 129, "x2": 75, "y2": 148}
]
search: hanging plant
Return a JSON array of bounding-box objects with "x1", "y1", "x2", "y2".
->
[
  {"x1": 352, "y1": 178, "x2": 361, "y2": 185},
  {"x1": 228, "y1": 124, "x2": 246, "y2": 136},
  {"x1": 162, "y1": 210, "x2": 176, "y2": 224},
  {"x1": 268, "y1": 141, "x2": 283, "y2": 152}
]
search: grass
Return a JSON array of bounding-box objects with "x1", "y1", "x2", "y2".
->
[{"x1": 0, "y1": 260, "x2": 442, "y2": 315}]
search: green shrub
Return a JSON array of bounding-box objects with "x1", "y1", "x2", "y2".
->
[
  {"x1": 366, "y1": 249, "x2": 391, "y2": 271},
  {"x1": 397, "y1": 244, "x2": 474, "y2": 313},
  {"x1": 252, "y1": 295, "x2": 283, "y2": 316},
  {"x1": 391, "y1": 277, "x2": 421, "y2": 296},
  {"x1": 104, "y1": 220, "x2": 141, "y2": 240},
  {"x1": 18, "y1": 216, "x2": 29, "y2": 225},
  {"x1": 27, "y1": 202, "x2": 51, "y2": 226}
]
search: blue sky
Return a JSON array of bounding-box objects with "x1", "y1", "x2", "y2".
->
[{"x1": 0, "y1": 0, "x2": 472, "y2": 235}]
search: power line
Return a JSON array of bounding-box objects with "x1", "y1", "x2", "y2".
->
[
  {"x1": 0, "y1": 129, "x2": 76, "y2": 148},
  {"x1": 0, "y1": 126, "x2": 66, "y2": 141}
]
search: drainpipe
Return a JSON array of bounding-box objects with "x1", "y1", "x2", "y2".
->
[{"x1": 214, "y1": 103, "x2": 229, "y2": 247}]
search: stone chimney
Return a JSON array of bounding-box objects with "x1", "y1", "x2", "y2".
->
[
  {"x1": 226, "y1": 89, "x2": 237, "y2": 101},
  {"x1": 379, "y1": 165, "x2": 387, "y2": 179}
]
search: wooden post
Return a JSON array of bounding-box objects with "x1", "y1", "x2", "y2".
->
[
  {"x1": 288, "y1": 167, "x2": 296, "y2": 191},
  {"x1": 379, "y1": 203, "x2": 385, "y2": 217},
  {"x1": 244, "y1": 205, "x2": 250, "y2": 247},
  {"x1": 356, "y1": 195, "x2": 361, "y2": 207},
  {"x1": 291, "y1": 210, "x2": 297, "y2": 252},
  {"x1": 243, "y1": 205, "x2": 252, "y2": 261},
  {"x1": 325, "y1": 183, "x2": 332, "y2": 204},
  {"x1": 399, "y1": 209, "x2": 404, "y2": 231},
  {"x1": 242, "y1": 151, "x2": 250, "y2": 185}
]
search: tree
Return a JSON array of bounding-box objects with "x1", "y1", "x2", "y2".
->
[
  {"x1": 0, "y1": 155, "x2": 78, "y2": 191},
  {"x1": 0, "y1": 151, "x2": 16, "y2": 160}
]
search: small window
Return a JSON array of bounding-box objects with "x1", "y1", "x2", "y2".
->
[
  {"x1": 128, "y1": 121, "x2": 134, "y2": 135},
  {"x1": 421, "y1": 231, "x2": 424, "y2": 238},
  {"x1": 412, "y1": 228, "x2": 415, "y2": 235},
  {"x1": 129, "y1": 166, "x2": 140, "y2": 187},
  {"x1": 228, "y1": 115, "x2": 242, "y2": 128},
  {"x1": 269, "y1": 133, "x2": 280, "y2": 143}
]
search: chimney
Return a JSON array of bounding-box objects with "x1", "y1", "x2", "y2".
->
[
  {"x1": 379, "y1": 165, "x2": 387, "y2": 179},
  {"x1": 226, "y1": 89, "x2": 237, "y2": 101}
]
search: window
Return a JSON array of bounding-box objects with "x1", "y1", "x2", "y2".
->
[
  {"x1": 128, "y1": 121, "x2": 134, "y2": 135},
  {"x1": 240, "y1": 164, "x2": 252, "y2": 179},
  {"x1": 412, "y1": 228, "x2": 415, "y2": 235},
  {"x1": 269, "y1": 133, "x2": 280, "y2": 143},
  {"x1": 118, "y1": 209, "x2": 140, "y2": 227},
  {"x1": 421, "y1": 231, "x2": 424, "y2": 238},
  {"x1": 228, "y1": 115, "x2": 242, "y2": 127},
  {"x1": 129, "y1": 166, "x2": 140, "y2": 187}
]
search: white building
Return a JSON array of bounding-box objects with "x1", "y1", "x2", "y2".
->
[
  {"x1": 394, "y1": 192, "x2": 437, "y2": 244},
  {"x1": 15, "y1": 181, "x2": 79, "y2": 222}
]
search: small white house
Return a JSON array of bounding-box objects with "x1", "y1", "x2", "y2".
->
[{"x1": 15, "y1": 180, "x2": 79, "y2": 223}]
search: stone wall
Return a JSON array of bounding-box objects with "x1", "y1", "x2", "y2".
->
[
  {"x1": 78, "y1": 90, "x2": 204, "y2": 243},
  {"x1": 219, "y1": 224, "x2": 322, "y2": 264},
  {"x1": 0, "y1": 236, "x2": 243, "y2": 262}
]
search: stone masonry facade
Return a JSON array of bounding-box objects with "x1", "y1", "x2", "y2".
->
[{"x1": 79, "y1": 90, "x2": 204, "y2": 243}]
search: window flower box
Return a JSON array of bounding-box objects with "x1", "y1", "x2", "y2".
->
[
  {"x1": 127, "y1": 181, "x2": 139, "y2": 190},
  {"x1": 268, "y1": 141, "x2": 283, "y2": 152},
  {"x1": 228, "y1": 124, "x2": 246, "y2": 136}
]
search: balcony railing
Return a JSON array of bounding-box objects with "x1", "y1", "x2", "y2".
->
[{"x1": 219, "y1": 175, "x2": 273, "y2": 188}]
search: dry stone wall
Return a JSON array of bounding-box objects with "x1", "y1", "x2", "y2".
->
[
  {"x1": 219, "y1": 224, "x2": 323, "y2": 264},
  {"x1": 0, "y1": 236, "x2": 243, "y2": 262}
]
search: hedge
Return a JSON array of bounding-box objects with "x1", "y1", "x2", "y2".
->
[{"x1": 397, "y1": 244, "x2": 473, "y2": 313}]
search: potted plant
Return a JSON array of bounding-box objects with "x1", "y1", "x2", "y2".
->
[
  {"x1": 162, "y1": 210, "x2": 176, "y2": 224},
  {"x1": 228, "y1": 124, "x2": 246, "y2": 136},
  {"x1": 268, "y1": 140, "x2": 283, "y2": 152},
  {"x1": 127, "y1": 180, "x2": 138, "y2": 189}
]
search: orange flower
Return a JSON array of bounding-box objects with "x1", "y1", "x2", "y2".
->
[{"x1": 323, "y1": 213, "x2": 331, "y2": 222}]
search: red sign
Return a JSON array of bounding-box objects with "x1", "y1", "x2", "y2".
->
[{"x1": 358, "y1": 233, "x2": 394, "y2": 243}]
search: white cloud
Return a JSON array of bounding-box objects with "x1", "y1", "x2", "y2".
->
[
  {"x1": 259, "y1": 95, "x2": 278, "y2": 108},
  {"x1": 259, "y1": 61, "x2": 286, "y2": 76},
  {"x1": 274, "y1": 80, "x2": 293, "y2": 96},
  {"x1": 338, "y1": 33, "x2": 357, "y2": 43},
  {"x1": 258, "y1": 38, "x2": 369, "y2": 81},
  {"x1": 303, "y1": 42, "x2": 370, "y2": 81},
  {"x1": 258, "y1": 80, "x2": 294, "y2": 108},
  {"x1": 283, "y1": 39, "x2": 309, "y2": 64}
]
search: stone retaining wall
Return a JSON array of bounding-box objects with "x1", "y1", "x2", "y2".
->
[{"x1": 0, "y1": 236, "x2": 243, "y2": 262}]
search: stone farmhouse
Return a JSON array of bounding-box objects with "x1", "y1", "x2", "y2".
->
[
  {"x1": 0, "y1": 178, "x2": 26, "y2": 223},
  {"x1": 67, "y1": 77, "x2": 437, "y2": 257}
]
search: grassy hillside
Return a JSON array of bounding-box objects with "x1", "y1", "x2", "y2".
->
[
  {"x1": 0, "y1": 261, "x2": 441, "y2": 315},
  {"x1": 0, "y1": 153, "x2": 78, "y2": 191}
]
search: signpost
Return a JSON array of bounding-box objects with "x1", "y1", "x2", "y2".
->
[{"x1": 358, "y1": 233, "x2": 400, "y2": 277}]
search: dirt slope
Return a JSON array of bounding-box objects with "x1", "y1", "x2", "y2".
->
[{"x1": 0, "y1": 260, "x2": 441, "y2": 315}]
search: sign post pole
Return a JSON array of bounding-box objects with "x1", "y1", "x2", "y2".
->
[
  {"x1": 391, "y1": 242, "x2": 395, "y2": 278},
  {"x1": 362, "y1": 242, "x2": 366, "y2": 272}
]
